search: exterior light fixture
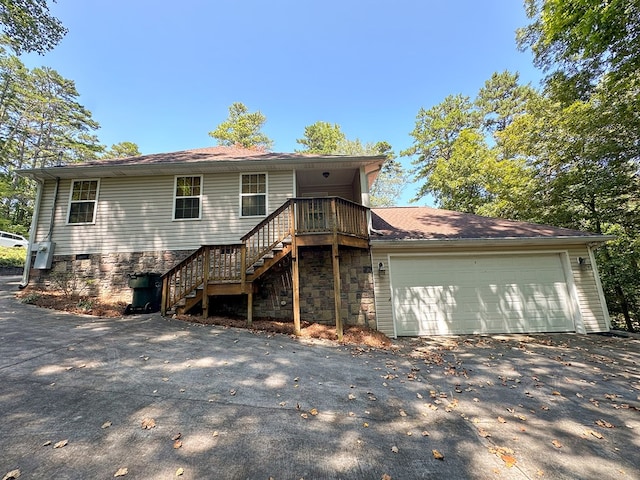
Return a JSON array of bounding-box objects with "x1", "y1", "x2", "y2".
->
[{"x1": 322, "y1": 171, "x2": 330, "y2": 178}]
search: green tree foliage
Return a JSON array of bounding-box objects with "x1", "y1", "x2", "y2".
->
[
  {"x1": 0, "y1": 0, "x2": 67, "y2": 54},
  {"x1": 516, "y1": 0, "x2": 640, "y2": 330},
  {"x1": 102, "y1": 141, "x2": 141, "y2": 159},
  {"x1": 295, "y1": 121, "x2": 345, "y2": 154},
  {"x1": 209, "y1": 102, "x2": 273, "y2": 150},
  {"x1": 0, "y1": 48, "x2": 101, "y2": 231},
  {"x1": 517, "y1": 0, "x2": 640, "y2": 97},
  {"x1": 476, "y1": 70, "x2": 534, "y2": 140},
  {"x1": 403, "y1": 83, "x2": 535, "y2": 217}
]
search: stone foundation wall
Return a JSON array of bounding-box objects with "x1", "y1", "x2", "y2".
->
[
  {"x1": 251, "y1": 246, "x2": 375, "y2": 328},
  {"x1": 29, "y1": 250, "x2": 193, "y2": 303},
  {"x1": 29, "y1": 246, "x2": 376, "y2": 329}
]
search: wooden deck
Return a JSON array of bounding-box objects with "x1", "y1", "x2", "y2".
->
[{"x1": 160, "y1": 197, "x2": 370, "y2": 340}]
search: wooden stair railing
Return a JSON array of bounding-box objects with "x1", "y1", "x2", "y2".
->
[
  {"x1": 241, "y1": 199, "x2": 294, "y2": 269},
  {"x1": 161, "y1": 243, "x2": 245, "y2": 315},
  {"x1": 161, "y1": 197, "x2": 370, "y2": 315}
]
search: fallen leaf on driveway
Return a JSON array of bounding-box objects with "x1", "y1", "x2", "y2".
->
[
  {"x1": 141, "y1": 418, "x2": 156, "y2": 429},
  {"x1": 552, "y1": 439, "x2": 563, "y2": 448},
  {"x1": 176, "y1": 468, "x2": 184, "y2": 476},
  {"x1": 588, "y1": 430, "x2": 604, "y2": 439},
  {"x1": 497, "y1": 416, "x2": 507, "y2": 424},
  {"x1": 173, "y1": 440, "x2": 182, "y2": 449},
  {"x1": 382, "y1": 475, "x2": 391, "y2": 480},
  {"x1": 595, "y1": 419, "x2": 614, "y2": 428},
  {"x1": 42, "y1": 440, "x2": 51, "y2": 446},
  {"x1": 172, "y1": 433, "x2": 182, "y2": 441},
  {"x1": 552, "y1": 391, "x2": 561, "y2": 396},
  {"x1": 422, "y1": 430, "x2": 430, "y2": 436},
  {"x1": 114, "y1": 467, "x2": 128, "y2": 477},
  {"x1": 391, "y1": 446, "x2": 399, "y2": 453},
  {"x1": 501, "y1": 454, "x2": 517, "y2": 468},
  {"x1": 101, "y1": 421, "x2": 112, "y2": 429},
  {"x1": 432, "y1": 449, "x2": 444, "y2": 460},
  {"x1": 309, "y1": 408, "x2": 318, "y2": 416},
  {"x1": 2, "y1": 469, "x2": 20, "y2": 480},
  {"x1": 53, "y1": 439, "x2": 68, "y2": 448},
  {"x1": 477, "y1": 427, "x2": 491, "y2": 438}
]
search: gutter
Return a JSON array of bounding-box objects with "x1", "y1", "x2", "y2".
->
[
  {"x1": 369, "y1": 235, "x2": 616, "y2": 249},
  {"x1": 17, "y1": 155, "x2": 389, "y2": 181},
  {"x1": 20, "y1": 179, "x2": 44, "y2": 288}
]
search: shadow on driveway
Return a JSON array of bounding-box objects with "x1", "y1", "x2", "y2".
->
[{"x1": 1, "y1": 277, "x2": 639, "y2": 479}]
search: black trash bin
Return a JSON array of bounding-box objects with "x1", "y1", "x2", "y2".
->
[{"x1": 125, "y1": 272, "x2": 162, "y2": 314}]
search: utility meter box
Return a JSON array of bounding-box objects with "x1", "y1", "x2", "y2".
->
[{"x1": 34, "y1": 241, "x2": 55, "y2": 269}]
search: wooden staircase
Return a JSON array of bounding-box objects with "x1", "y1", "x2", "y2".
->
[{"x1": 160, "y1": 197, "x2": 370, "y2": 328}]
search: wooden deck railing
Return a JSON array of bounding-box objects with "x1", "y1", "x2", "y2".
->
[
  {"x1": 161, "y1": 197, "x2": 370, "y2": 314},
  {"x1": 294, "y1": 197, "x2": 369, "y2": 238}
]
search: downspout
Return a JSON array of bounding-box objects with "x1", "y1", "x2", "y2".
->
[
  {"x1": 45, "y1": 176, "x2": 60, "y2": 241},
  {"x1": 19, "y1": 178, "x2": 44, "y2": 288}
]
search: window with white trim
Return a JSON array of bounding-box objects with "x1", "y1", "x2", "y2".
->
[
  {"x1": 68, "y1": 179, "x2": 99, "y2": 224},
  {"x1": 240, "y1": 173, "x2": 267, "y2": 217},
  {"x1": 174, "y1": 175, "x2": 202, "y2": 220}
]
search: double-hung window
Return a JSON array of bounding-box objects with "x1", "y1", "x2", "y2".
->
[
  {"x1": 240, "y1": 173, "x2": 267, "y2": 217},
  {"x1": 174, "y1": 175, "x2": 202, "y2": 220},
  {"x1": 68, "y1": 179, "x2": 99, "y2": 224}
]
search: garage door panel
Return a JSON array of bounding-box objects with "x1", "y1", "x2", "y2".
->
[{"x1": 391, "y1": 254, "x2": 575, "y2": 336}]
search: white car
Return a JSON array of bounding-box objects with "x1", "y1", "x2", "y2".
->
[{"x1": 0, "y1": 231, "x2": 29, "y2": 248}]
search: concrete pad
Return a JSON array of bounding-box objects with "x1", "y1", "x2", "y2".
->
[{"x1": 1, "y1": 276, "x2": 638, "y2": 479}]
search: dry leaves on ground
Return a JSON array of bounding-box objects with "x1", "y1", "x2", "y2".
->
[
  {"x1": 141, "y1": 418, "x2": 156, "y2": 429},
  {"x1": 432, "y1": 449, "x2": 444, "y2": 460},
  {"x1": 2, "y1": 470, "x2": 20, "y2": 480}
]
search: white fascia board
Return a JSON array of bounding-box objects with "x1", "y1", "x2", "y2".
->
[
  {"x1": 17, "y1": 155, "x2": 387, "y2": 181},
  {"x1": 370, "y1": 235, "x2": 616, "y2": 249}
]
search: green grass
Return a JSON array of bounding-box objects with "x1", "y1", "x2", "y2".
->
[{"x1": 0, "y1": 246, "x2": 27, "y2": 268}]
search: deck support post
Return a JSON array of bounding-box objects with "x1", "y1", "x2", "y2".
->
[
  {"x1": 332, "y1": 242, "x2": 343, "y2": 341},
  {"x1": 202, "y1": 247, "x2": 210, "y2": 319},
  {"x1": 292, "y1": 245, "x2": 301, "y2": 336},
  {"x1": 247, "y1": 290, "x2": 253, "y2": 326}
]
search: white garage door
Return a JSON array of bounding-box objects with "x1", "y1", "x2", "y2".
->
[{"x1": 390, "y1": 253, "x2": 576, "y2": 336}]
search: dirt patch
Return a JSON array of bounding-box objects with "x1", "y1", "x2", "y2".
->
[
  {"x1": 16, "y1": 289, "x2": 128, "y2": 317},
  {"x1": 15, "y1": 289, "x2": 392, "y2": 349},
  {"x1": 175, "y1": 314, "x2": 393, "y2": 349}
]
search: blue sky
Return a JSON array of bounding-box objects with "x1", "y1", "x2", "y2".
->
[{"x1": 21, "y1": 0, "x2": 542, "y2": 205}]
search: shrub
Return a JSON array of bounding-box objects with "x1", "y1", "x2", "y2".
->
[{"x1": 0, "y1": 246, "x2": 26, "y2": 268}]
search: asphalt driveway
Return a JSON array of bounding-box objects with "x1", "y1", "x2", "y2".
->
[{"x1": 1, "y1": 276, "x2": 639, "y2": 480}]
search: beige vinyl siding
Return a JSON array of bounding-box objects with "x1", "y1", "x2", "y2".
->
[
  {"x1": 567, "y1": 245, "x2": 610, "y2": 332},
  {"x1": 371, "y1": 243, "x2": 610, "y2": 337},
  {"x1": 34, "y1": 171, "x2": 294, "y2": 256},
  {"x1": 371, "y1": 248, "x2": 393, "y2": 336}
]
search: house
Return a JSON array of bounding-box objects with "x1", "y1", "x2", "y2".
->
[{"x1": 17, "y1": 146, "x2": 613, "y2": 338}]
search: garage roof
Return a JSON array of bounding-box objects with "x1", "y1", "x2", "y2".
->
[{"x1": 370, "y1": 207, "x2": 612, "y2": 243}]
